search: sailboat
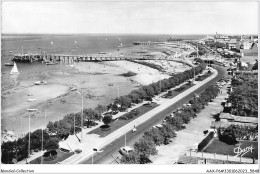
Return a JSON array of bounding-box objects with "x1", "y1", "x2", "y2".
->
[
  {"x1": 10, "y1": 62, "x2": 19, "y2": 75},
  {"x1": 118, "y1": 43, "x2": 126, "y2": 48}
]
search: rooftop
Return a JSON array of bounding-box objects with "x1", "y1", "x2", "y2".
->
[{"x1": 219, "y1": 113, "x2": 258, "y2": 124}]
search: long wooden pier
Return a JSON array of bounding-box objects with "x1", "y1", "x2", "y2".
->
[{"x1": 12, "y1": 53, "x2": 193, "y2": 67}]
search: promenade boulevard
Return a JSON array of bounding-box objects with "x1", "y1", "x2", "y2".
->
[{"x1": 60, "y1": 67, "x2": 218, "y2": 164}]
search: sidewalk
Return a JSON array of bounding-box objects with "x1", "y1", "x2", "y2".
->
[
  {"x1": 61, "y1": 67, "x2": 218, "y2": 164},
  {"x1": 150, "y1": 75, "x2": 229, "y2": 164},
  {"x1": 17, "y1": 150, "x2": 46, "y2": 164}
]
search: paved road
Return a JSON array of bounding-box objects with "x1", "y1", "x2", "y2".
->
[{"x1": 80, "y1": 65, "x2": 227, "y2": 164}]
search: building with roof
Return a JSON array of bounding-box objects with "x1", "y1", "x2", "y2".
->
[
  {"x1": 227, "y1": 39, "x2": 237, "y2": 49},
  {"x1": 236, "y1": 35, "x2": 258, "y2": 57},
  {"x1": 214, "y1": 32, "x2": 230, "y2": 43},
  {"x1": 219, "y1": 113, "x2": 258, "y2": 126}
]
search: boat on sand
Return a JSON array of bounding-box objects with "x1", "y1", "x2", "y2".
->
[
  {"x1": 46, "y1": 62, "x2": 58, "y2": 65},
  {"x1": 5, "y1": 62, "x2": 14, "y2": 66},
  {"x1": 35, "y1": 81, "x2": 47, "y2": 85}
]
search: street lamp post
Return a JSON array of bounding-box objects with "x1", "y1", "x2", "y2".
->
[
  {"x1": 41, "y1": 109, "x2": 47, "y2": 164},
  {"x1": 26, "y1": 108, "x2": 38, "y2": 164},
  {"x1": 125, "y1": 133, "x2": 126, "y2": 147},
  {"x1": 117, "y1": 86, "x2": 120, "y2": 98},
  {"x1": 77, "y1": 89, "x2": 86, "y2": 143},
  {"x1": 74, "y1": 114, "x2": 76, "y2": 135}
]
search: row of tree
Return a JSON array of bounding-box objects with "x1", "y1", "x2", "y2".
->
[
  {"x1": 129, "y1": 60, "x2": 164, "y2": 71},
  {"x1": 1, "y1": 129, "x2": 59, "y2": 164},
  {"x1": 1, "y1": 105, "x2": 106, "y2": 164},
  {"x1": 109, "y1": 62, "x2": 206, "y2": 113},
  {"x1": 228, "y1": 74, "x2": 258, "y2": 117},
  {"x1": 1, "y1": 61, "x2": 207, "y2": 164},
  {"x1": 218, "y1": 124, "x2": 258, "y2": 145},
  {"x1": 187, "y1": 42, "x2": 209, "y2": 56},
  {"x1": 121, "y1": 85, "x2": 220, "y2": 164}
]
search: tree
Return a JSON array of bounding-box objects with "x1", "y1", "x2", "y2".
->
[
  {"x1": 141, "y1": 86, "x2": 155, "y2": 99},
  {"x1": 28, "y1": 129, "x2": 49, "y2": 150},
  {"x1": 102, "y1": 115, "x2": 113, "y2": 127},
  {"x1": 251, "y1": 60, "x2": 258, "y2": 71},
  {"x1": 214, "y1": 42, "x2": 226, "y2": 48},
  {"x1": 95, "y1": 104, "x2": 107, "y2": 115},
  {"x1": 116, "y1": 96, "x2": 132, "y2": 111},
  {"x1": 63, "y1": 113, "x2": 82, "y2": 134},
  {"x1": 134, "y1": 138, "x2": 157, "y2": 164},
  {"x1": 120, "y1": 152, "x2": 140, "y2": 164},
  {"x1": 143, "y1": 128, "x2": 164, "y2": 146},
  {"x1": 166, "y1": 115, "x2": 185, "y2": 131},
  {"x1": 44, "y1": 138, "x2": 59, "y2": 151},
  {"x1": 218, "y1": 126, "x2": 238, "y2": 145},
  {"x1": 158, "y1": 124, "x2": 176, "y2": 145},
  {"x1": 83, "y1": 108, "x2": 101, "y2": 127},
  {"x1": 47, "y1": 120, "x2": 71, "y2": 140},
  {"x1": 128, "y1": 91, "x2": 141, "y2": 104}
]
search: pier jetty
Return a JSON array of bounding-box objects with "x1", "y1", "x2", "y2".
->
[{"x1": 11, "y1": 53, "x2": 193, "y2": 67}]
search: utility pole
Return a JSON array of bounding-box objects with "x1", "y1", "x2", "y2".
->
[
  {"x1": 20, "y1": 115, "x2": 23, "y2": 138},
  {"x1": 125, "y1": 133, "x2": 126, "y2": 147},
  {"x1": 28, "y1": 114, "x2": 30, "y2": 164},
  {"x1": 117, "y1": 86, "x2": 120, "y2": 98},
  {"x1": 41, "y1": 110, "x2": 46, "y2": 164},
  {"x1": 81, "y1": 93, "x2": 83, "y2": 142}
]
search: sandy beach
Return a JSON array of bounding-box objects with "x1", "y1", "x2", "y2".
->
[{"x1": 1, "y1": 42, "x2": 193, "y2": 136}]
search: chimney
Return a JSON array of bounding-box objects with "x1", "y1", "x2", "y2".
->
[
  {"x1": 240, "y1": 35, "x2": 243, "y2": 41},
  {"x1": 250, "y1": 36, "x2": 253, "y2": 41}
]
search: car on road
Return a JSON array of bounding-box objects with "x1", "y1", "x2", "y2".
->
[
  {"x1": 153, "y1": 124, "x2": 163, "y2": 129},
  {"x1": 119, "y1": 146, "x2": 133, "y2": 156}
]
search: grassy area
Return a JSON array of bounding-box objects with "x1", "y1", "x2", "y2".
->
[
  {"x1": 29, "y1": 149, "x2": 74, "y2": 164},
  {"x1": 88, "y1": 102, "x2": 159, "y2": 137},
  {"x1": 162, "y1": 83, "x2": 195, "y2": 99},
  {"x1": 195, "y1": 72, "x2": 212, "y2": 81},
  {"x1": 203, "y1": 139, "x2": 258, "y2": 159}
]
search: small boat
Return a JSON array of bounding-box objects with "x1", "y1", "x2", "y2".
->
[
  {"x1": 118, "y1": 43, "x2": 126, "y2": 48},
  {"x1": 10, "y1": 62, "x2": 19, "y2": 75},
  {"x1": 27, "y1": 99, "x2": 37, "y2": 102},
  {"x1": 108, "y1": 83, "x2": 114, "y2": 86},
  {"x1": 42, "y1": 60, "x2": 50, "y2": 63},
  {"x1": 27, "y1": 108, "x2": 38, "y2": 112},
  {"x1": 35, "y1": 81, "x2": 47, "y2": 85},
  {"x1": 9, "y1": 51, "x2": 13, "y2": 53},
  {"x1": 5, "y1": 63, "x2": 14, "y2": 66},
  {"x1": 98, "y1": 52, "x2": 106, "y2": 54},
  {"x1": 46, "y1": 62, "x2": 58, "y2": 65},
  {"x1": 70, "y1": 87, "x2": 77, "y2": 91}
]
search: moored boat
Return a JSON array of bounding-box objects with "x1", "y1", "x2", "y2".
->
[
  {"x1": 70, "y1": 87, "x2": 77, "y2": 91},
  {"x1": 108, "y1": 83, "x2": 114, "y2": 86},
  {"x1": 5, "y1": 62, "x2": 14, "y2": 66},
  {"x1": 46, "y1": 62, "x2": 58, "y2": 65},
  {"x1": 35, "y1": 81, "x2": 47, "y2": 85},
  {"x1": 10, "y1": 62, "x2": 19, "y2": 75}
]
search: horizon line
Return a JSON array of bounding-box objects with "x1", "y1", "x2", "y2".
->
[{"x1": 1, "y1": 32, "x2": 258, "y2": 36}]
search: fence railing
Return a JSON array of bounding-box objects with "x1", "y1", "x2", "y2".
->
[{"x1": 186, "y1": 151, "x2": 257, "y2": 164}]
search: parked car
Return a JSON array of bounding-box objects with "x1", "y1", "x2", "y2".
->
[{"x1": 119, "y1": 146, "x2": 133, "y2": 156}]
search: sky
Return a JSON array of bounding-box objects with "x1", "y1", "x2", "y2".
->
[{"x1": 1, "y1": 1, "x2": 259, "y2": 35}]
